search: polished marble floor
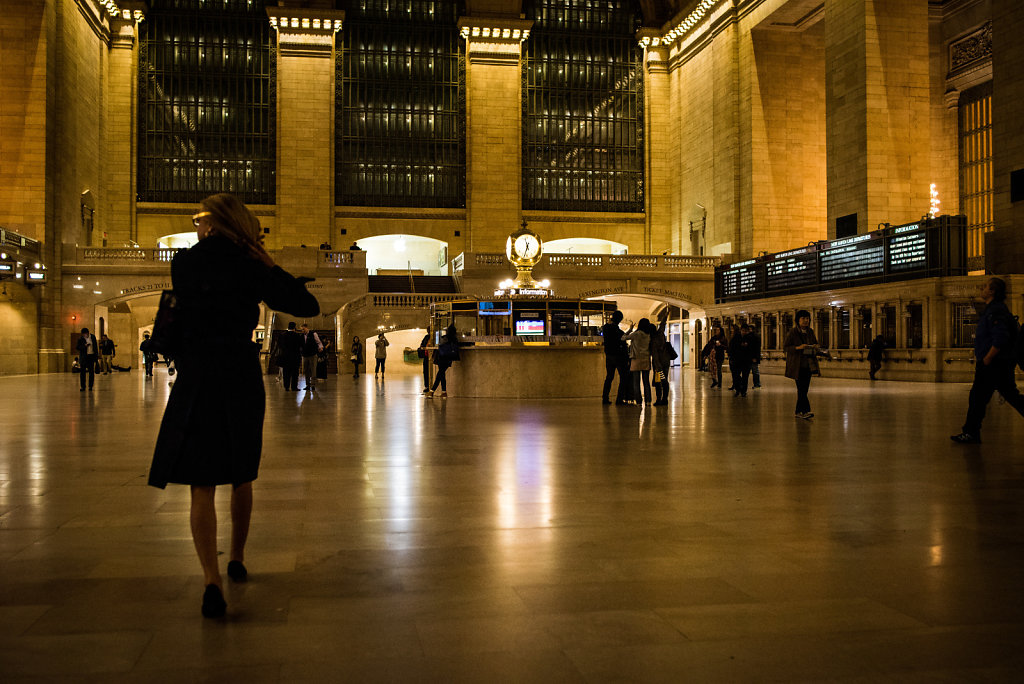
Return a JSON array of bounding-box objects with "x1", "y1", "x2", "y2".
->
[{"x1": 1, "y1": 362, "x2": 1023, "y2": 682}]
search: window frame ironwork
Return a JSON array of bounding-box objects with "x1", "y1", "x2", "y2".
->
[
  {"x1": 137, "y1": 0, "x2": 276, "y2": 205},
  {"x1": 335, "y1": 1, "x2": 466, "y2": 208},
  {"x1": 522, "y1": 0, "x2": 645, "y2": 213},
  {"x1": 958, "y1": 81, "x2": 993, "y2": 265}
]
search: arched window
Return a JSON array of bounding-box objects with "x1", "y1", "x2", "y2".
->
[
  {"x1": 138, "y1": 0, "x2": 276, "y2": 204},
  {"x1": 522, "y1": 0, "x2": 644, "y2": 212},
  {"x1": 336, "y1": 1, "x2": 465, "y2": 208}
]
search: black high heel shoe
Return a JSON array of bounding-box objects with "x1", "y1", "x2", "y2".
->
[
  {"x1": 227, "y1": 560, "x2": 248, "y2": 583},
  {"x1": 201, "y1": 584, "x2": 227, "y2": 618}
]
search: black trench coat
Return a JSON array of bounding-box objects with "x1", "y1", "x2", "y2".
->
[{"x1": 148, "y1": 235, "x2": 320, "y2": 488}]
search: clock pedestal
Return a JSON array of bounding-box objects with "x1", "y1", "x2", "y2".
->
[{"x1": 513, "y1": 267, "x2": 539, "y2": 289}]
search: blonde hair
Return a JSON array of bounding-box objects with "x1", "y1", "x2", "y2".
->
[{"x1": 199, "y1": 193, "x2": 270, "y2": 262}]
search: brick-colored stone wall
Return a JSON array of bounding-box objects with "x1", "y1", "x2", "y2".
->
[
  {"x1": 466, "y1": 58, "x2": 521, "y2": 250},
  {"x1": 987, "y1": 0, "x2": 1024, "y2": 273},
  {"x1": 104, "y1": 30, "x2": 136, "y2": 245},
  {"x1": 826, "y1": 0, "x2": 931, "y2": 235},
  {"x1": 0, "y1": 0, "x2": 49, "y2": 241},
  {"x1": 746, "y1": 19, "x2": 827, "y2": 255},
  {"x1": 276, "y1": 52, "x2": 334, "y2": 249}
]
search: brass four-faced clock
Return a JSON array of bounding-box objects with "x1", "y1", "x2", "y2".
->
[{"x1": 505, "y1": 224, "x2": 543, "y2": 287}]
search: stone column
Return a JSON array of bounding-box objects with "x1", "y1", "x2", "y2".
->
[
  {"x1": 986, "y1": 0, "x2": 1024, "y2": 273},
  {"x1": 458, "y1": 18, "x2": 532, "y2": 252},
  {"x1": 642, "y1": 38, "x2": 672, "y2": 254},
  {"x1": 825, "y1": 0, "x2": 931, "y2": 235},
  {"x1": 267, "y1": 9, "x2": 344, "y2": 250},
  {"x1": 104, "y1": 14, "x2": 140, "y2": 245}
]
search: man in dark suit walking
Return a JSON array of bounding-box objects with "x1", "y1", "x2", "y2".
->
[
  {"x1": 76, "y1": 327, "x2": 99, "y2": 391},
  {"x1": 278, "y1": 322, "x2": 303, "y2": 391}
]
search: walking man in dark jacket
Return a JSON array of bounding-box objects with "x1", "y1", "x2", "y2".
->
[
  {"x1": 299, "y1": 323, "x2": 322, "y2": 391},
  {"x1": 951, "y1": 277, "x2": 1024, "y2": 444},
  {"x1": 279, "y1": 322, "x2": 303, "y2": 391},
  {"x1": 867, "y1": 335, "x2": 886, "y2": 380},
  {"x1": 601, "y1": 310, "x2": 631, "y2": 405},
  {"x1": 728, "y1": 324, "x2": 757, "y2": 397},
  {"x1": 76, "y1": 327, "x2": 99, "y2": 391}
]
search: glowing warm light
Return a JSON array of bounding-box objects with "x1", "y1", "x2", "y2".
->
[{"x1": 929, "y1": 183, "x2": 941, "y2": 218}]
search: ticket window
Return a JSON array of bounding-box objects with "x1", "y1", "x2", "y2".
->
[
  {"x1": 512, "y1": 307, "x2": 546, "y2": 337},
  {"x1": 550, "y1": 308, "x2": 577, "y2": 336},
  {"x1": 478, "y1": 301, "x2": 511, "y2": 336}
]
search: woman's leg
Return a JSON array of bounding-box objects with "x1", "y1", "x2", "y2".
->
[
  {"x1": 190, "y1": 486, "x2": 221, "y2": 588},
  {"x1": 352, "y1": 361, "x2": 359, "y2": 378},
  {"x1": 230, "y1": 482, "x2": 252, "y2": 564},
  {"x1": 632, "y1": 371, "x2": 640, "y2": 402},
  {"x1": 641, "y1": 370, "x2": 651, "y2": 403},
  {"x1": 439, "y1": 367, "x2": 447, "y2": 391}
]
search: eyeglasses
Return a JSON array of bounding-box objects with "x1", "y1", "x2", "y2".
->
[{"x1": 192, "y1": 211, "x2": 211, "y2": 227}]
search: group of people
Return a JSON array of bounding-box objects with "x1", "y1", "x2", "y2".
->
[
  {"x1": 141, "y1": 193, "x2": 1023, "y2": 622},
  {"x1": 602, "y1": 309, "x2": 674, "y2": 406},
  {"x1": 74, "y1": 330, "x2": 123, "y2": 390},
  {"x1": 417, "y1": 324, "x2": 459, "y2": 398},
  {"x1": 701, "y1": 323, "x2": 763, "y2": 398},
  {"x1": 275, "y1": 322, "x2": 328, "y2": 391}
]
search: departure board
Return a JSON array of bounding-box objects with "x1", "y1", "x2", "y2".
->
[
  {"x1": 820, "y1": 234, "x2": 885, "y2": 282},
  {"x1": 765, "y1": 247, "x2": 817, "y2": 292},
  {"x1": 719, "y1": 260, "x2": 763, "y2": 299},
  {"x1": 713, "y1": 215, "x2": 966, "y2": 303},
  {"x1": 887, "y1": 224, "x2": 928, "y2": 272}
]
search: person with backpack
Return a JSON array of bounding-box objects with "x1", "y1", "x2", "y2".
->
[
  {"x1": 951, "y1": 277, "x2": 1024, "y2": 444},
  {"x1": 427, "y1": 333, "x2": 457, "y2": 398}
]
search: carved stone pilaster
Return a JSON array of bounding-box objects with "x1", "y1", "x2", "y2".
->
[
  {"x1": 457, "y1": 17, "x2": 533, "y2": 65},
  {"x1": 267, "y1": 8, "x2": 345, "y2": 58}
]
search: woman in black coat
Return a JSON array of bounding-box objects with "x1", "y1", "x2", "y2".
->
[{"x1": 148, "y1": 193, "x2": 319, "y2": 618}]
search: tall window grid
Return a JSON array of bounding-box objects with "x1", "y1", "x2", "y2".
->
[
  {"x1": 959, "y1": 82, "x2": 993, "y2": 262},
  {"x1": 138, "y1": 0, "x2": 275, "y2": 204},
  {"x1": 522, "y1": 0, "x2": 644, "y2": 212},
  {"x1": 336, "y1": 1, "x2": 465, "y2": 208}
]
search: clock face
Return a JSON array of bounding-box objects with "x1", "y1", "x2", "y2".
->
[{"x1": 514, "y1": 234, "x2": 541, "y2": 260}]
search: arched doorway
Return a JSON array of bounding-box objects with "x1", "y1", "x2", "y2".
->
[{"x1": 355, "y1": 235, "x2": 449, "y2": 275}]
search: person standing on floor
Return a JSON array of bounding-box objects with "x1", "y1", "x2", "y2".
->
[
  {"x1": 374, "y1": 332, "x2": 389, "y2": 378},
  {"x1": 76, "y1": 327, "x2": 99, "y2": 391},
  {"x1": 649, "y1": 312, "x2": 672, "y2": 406},
  {"x1": 140, "y1": 332, "x2": 158, "y2": 377},
  {"x1": 867, "y1": 335, "x2": 886, "y2": 380},
  {"x1": 701, "y1": 325, "x2": 727, "y2": 389},
  {"x1": 951, "y1": 277, "x2": 1024, "y2": 444},
  {"x1": 624, "y1": 318, "x2": 653, "y2": 405},
  {"x1": 299, "y1": 323, "x2": 322, "y2": 391},
  {"x1": 750, "y1": 325, "x2": 763, "y2": 389},
  {"x1": 278, "y1": 322, "x2": 303, "y2": 391},
  {"x1": 350, "y1": 336, "x2": 363, "y2": 378},
  {"x1": 601, "y1": 310, "x2": 631, "y2": 405},
  {"x1": 427, "y1": 333, "x2": 456, "y2": 398},
  {"x1": 418, "y1": 331, "x2": 432, "y2": 394},
  {"x1": 99, "y1": 334, "x2": 115, "y2": 374},
  {"x1": 148, "y1": 192, "x2": 319, "y2": 618},
  {"x1": 728, "y1": 324, "x2": 756, "y2": 397},
  {"x1": 784, "y1": 309, "x2": 819, "y2": 419}
]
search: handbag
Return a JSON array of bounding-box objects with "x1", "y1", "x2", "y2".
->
[
  {"x1": 666, "y1": 343, "x2": 678, "y2": 361},
  {"x1": 149, "y1": 290, "x2": 183, "y2": 357},
  {"x1": 350, "y1": 354, "x2": 357, "y2": 362},
  {"x1": 654, "y1": 370, "x2": 665, "y2": 383}
]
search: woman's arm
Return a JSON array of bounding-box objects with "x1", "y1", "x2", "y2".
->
[{"x1": 260, "y1": 265, "x2": 320, "y2": 318}]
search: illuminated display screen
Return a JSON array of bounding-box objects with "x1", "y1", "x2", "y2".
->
[
  {"x1": 720, "y1": 261, "x2": 763, "y2": 299},
  {"x1": 820, "y1": 235, "x2": 885, "y2": 282},
  {"x1": 515, "y1": 320, "x2": 545, "y2": 336},
  {"x1": 479, "y1": 302, "x2": 511, "y2": 316},
  {"x1": 0, "y1": 263, "x2": 14, "y2": 274},
  {"x1": 714, "y1": 216, "x2": 965, "y2": 303},
  {"x1": 888, "y1": 228, "x2": 928, "y2": 272},
  {"x1": 27, "y1": 271, "x2": 46, "y2": 281},
  {"x1": 765, "y1": 249, "x2": 817, "y2": 291}
]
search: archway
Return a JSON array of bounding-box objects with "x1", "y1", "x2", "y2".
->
[{"x1": 355, "y1": 235, "x2": 449, "y2": 275}]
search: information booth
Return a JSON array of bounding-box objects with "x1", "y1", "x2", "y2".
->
[{"x1": 427, "y1": 297, "x2": 619, "y2": 398}]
